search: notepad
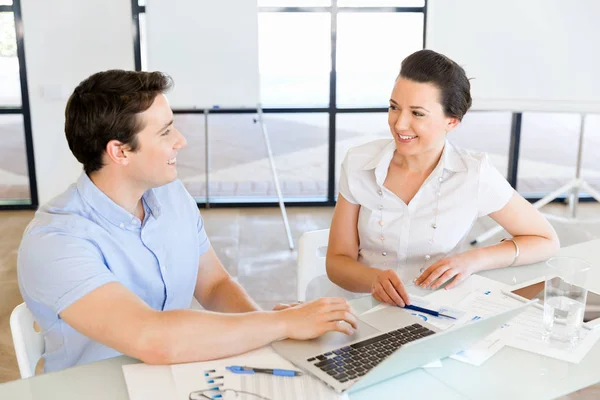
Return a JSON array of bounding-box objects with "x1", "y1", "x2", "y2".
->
[{"x1": 122, "y1": 347, "x2": 347, "y2": 400}]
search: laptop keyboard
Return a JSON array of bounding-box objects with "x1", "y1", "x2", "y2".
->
[{"x1": 306, "y1": 323, "x2": 435, "y2": 383}]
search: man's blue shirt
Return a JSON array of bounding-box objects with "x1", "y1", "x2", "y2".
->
[{"x1": 17, "y1": 173, "x2": 210, "y2": 372}]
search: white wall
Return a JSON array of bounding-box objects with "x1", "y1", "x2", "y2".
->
[
  {"x1": 21, "y1": 0, "x2": 134, "y2": 205},
  {"x1": 427, "y1": 0, "x2": 600, "y2": 113}
]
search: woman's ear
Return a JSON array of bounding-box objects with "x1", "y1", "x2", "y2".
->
[
  {"x1": 446, "y1": 117, "x2": 460, "y2": 132},
  {"x1": 105, "y1": 140, "x2": 130, "y2": 166}
]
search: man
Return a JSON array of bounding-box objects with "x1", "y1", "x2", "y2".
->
[{"x1": 17, "y1": 70, "x2": 357, "y2": 373}]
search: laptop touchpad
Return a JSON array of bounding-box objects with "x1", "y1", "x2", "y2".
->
[
  {"x1": 359, "y1": 306, "x2": 416, "y2": 332},
  {"x1": 312, "y1": 318, "x2": 380, "y2": 350}
]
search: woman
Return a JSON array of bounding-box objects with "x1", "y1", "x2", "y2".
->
[{"x1": 326, "y1": 49, "x2": 559, "y2": 306}]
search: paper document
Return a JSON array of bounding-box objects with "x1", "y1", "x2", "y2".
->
[
  {"x1": 457, "y1": 290, "x2": 600, "y2": 364},
  {"x1": 361, "y1": 295, "x2": 465, "y2": 330},
  {"x1": 425, "y1": 274, "x2": 511, "y2": 306},
  {"x1": 123, "y1": 347, "x2": 346, "y2": 400},
  {"x1": 450, "y1": 327, "x2": 509, "y2": 366}
]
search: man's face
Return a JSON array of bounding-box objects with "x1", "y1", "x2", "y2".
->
[{"x1": 125, "y1": 94, "x2": 187, "y2": 189}]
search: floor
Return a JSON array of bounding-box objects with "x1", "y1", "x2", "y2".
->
[{"x1": 0, "y1": 203, "x2": 600, "y2": 398}]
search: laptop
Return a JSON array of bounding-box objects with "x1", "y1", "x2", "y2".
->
[{"x1": 272, "y1": 299, "x2": 536, "y2": 394}]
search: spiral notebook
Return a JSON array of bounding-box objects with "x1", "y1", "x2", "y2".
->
[{"x1": 122, "y1": 347, "x2": 347, "y2": 400}]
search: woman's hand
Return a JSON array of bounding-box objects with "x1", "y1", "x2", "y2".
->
[
  {"x1": 370, "y1": 269, "x2": 411, "y2": 307},
  {"x1": 272, "y1": 302, "x2": 303, "y2": 311},
  {"x1": 414, "y1": 252, "x2": 480, "y2": 290}
]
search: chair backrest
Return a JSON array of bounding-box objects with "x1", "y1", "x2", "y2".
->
[
  {"x1": 297, "y1": 229, "x2": 330, "y2": 301},
  {"x1": 10, "y1": 302, "x2": 45, "y2": 378}
]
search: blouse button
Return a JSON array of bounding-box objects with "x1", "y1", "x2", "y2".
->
[
  {"x1": 382, "y1": 251, "x2": 387, "y2": 256},
  {"x1": 432, "y1": 224, "x2": 437, "y2": 229},
  {"x1": 378, "y1": 204, "x2": 383, "y2": 210},
  {"x1": 378, "y1": 189, "x2": 383, "y2": 196},
  {"x1": 425, "y1": 255, "x2": 431, "y2": 261},
  {"x1": 379, "y1": 220, "x2": 384, "y2": 226},
  {"x1": 438, "y1": 177, "x2": 443, "y2": 182},
  {"x1": 380, "y1": 236, "x2": 385, "y2": 241}
]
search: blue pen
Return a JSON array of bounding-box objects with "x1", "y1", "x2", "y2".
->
[
  {"x1": 205, "y1": 376, "x2": 223, "y2": 384},
  {"x1": 402, "y1": 304, "x2": 456, "y2": 320},
  {"x1": 226, "y1": 366, "x2": 302, "y2": 377}
]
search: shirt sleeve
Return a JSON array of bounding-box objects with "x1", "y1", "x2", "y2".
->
[
  {"x1": 338, "y1": 151, "x2": 358, "y2": 204},
  {"x1": 181, "y1": 183, "x2": 211, "y2": 255},
  {"x1": 477, "y1": 153, "x2": 515, "y2": 217},
  {"x1": 18, "y1": 231, "x2": 118, "y2": 315},
  {"x1": 196, "y1": 211, "x2": 211, "y2": 255}
]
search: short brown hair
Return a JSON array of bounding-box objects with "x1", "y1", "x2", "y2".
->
[
  {"x1": 65, "y1": 70, "x2": 173, "y2": 174},
  {"x1": 399, "y1": 50, "x2": 472, "y2": 121}
]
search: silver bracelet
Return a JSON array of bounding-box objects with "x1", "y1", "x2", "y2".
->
[{"x1": 501, "y1": 238, "x2": 520, "y2": 267}]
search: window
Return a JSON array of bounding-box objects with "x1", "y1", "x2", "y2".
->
[
  {"x1": 0, "y1": 3, "x2": 36, "y2": 207},
  {"x1": 137, "y1": 2, "x2": 426, "y2": 206},
  {"x1": 517, "y1": 113, "x2": 600, "y2": 196},
  {"x1": 335, "y1": 112, "x2": 390, "y2": 197},
  {"x1": 336, "y1": 12, "x2": 423, "y2": 107},
  {"x1": 258, "y1": 12, "x2": 331, "y2": 107},
  {"x1": 0, "y1": 115, "x2": 31, "y2": 203},
  {"x1": 0, "y1": 12, "x2": 21, "y2": 106},
  {"x1": 194, "y1": 113, "x2": 329, "y2": 202},
  {"x1": 258, "y1": 0, "x2": 330, "y2": 6},
  {"x1": 138, "y1": 12, "x2": 147, "y2": 71},
  {"x1": 338, "y1": 0, "x2": 424, "y2": 6}
]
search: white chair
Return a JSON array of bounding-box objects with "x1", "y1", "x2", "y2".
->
[
  {"x1": 297, "y1": 229, "x2": 330, "y2": 301},
  {"x1": 10, "y1": 302, "x2": 45, "y2": 378}
]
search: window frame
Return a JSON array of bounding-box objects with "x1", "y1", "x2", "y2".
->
[
  {"x1": 132, "y1": 0, "x2": 427, "y2": 207},
  {"x1": 0, "y1": 0, "x2": 38, "y2": 208}
]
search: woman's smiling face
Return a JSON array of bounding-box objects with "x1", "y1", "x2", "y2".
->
[{"x1": 388, "y1": 77, "x2": 459, "y2": 156}]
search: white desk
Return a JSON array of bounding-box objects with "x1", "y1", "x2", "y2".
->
[{"x1": 3, "y1": 239, "x2": 600, "y2": 399}]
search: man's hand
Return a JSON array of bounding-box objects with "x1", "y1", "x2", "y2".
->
[
  {"x1": 414, "y1": 252, "x2": 479, "y2": 290},
  {"x1": 370, "y1": 269, "x2": 410, "y2": 307},
  {"x1": 277, "y1": 298, "x2": 358, "y2": 339}
]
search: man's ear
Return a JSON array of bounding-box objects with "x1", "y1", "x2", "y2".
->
[{"x1": 105, "y1": 140, "x2": 130, "y2": 166}]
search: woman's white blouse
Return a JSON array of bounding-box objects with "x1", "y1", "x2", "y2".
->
[{"x1": 339, "y1": 139, "x2": 514, "y2": 280}]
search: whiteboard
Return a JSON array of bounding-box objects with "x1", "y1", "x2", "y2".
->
[
  {"x1": 426, "y1": 0, "x2": 600, "y2": 113},
  {"x1": 145, "y1": 0, "x2": 260, "y2": 109}
]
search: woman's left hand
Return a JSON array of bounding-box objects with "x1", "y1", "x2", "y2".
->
[{"x1": 414, "y1": 252, "x2": 480, "y2": 290}]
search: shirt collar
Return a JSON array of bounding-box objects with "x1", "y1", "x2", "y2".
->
[
  {"x1": 76, "y1": 172, "x2": 162, "y2": 227},
  {"x1": 360, "y1": 139, "x2": 467, "y2": 185}
]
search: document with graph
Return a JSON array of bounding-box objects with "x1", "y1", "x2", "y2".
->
[{"x1": 123, "y1": 347, "x2": 347, "y2": 400}]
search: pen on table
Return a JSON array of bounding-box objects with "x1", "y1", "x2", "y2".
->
[
  {"x1": 226, "y1": 366, "x2": 303, "y2": 377},
  {"x1": 205, "y1": 376, "x2": 223, "y2": 384},
  {"x1": 402, "y1": 304, "x2": 456, "y2": 320}
]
